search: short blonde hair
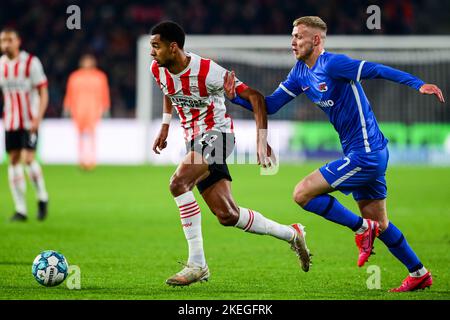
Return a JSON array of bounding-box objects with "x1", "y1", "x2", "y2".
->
[{"x1": 293, "y1": 16, "x2": 327, "y2": 37}]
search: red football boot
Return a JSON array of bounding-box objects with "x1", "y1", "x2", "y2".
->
[
  {"x1": 390, "y1": 271, "x2": 433, "y2": 292},
  {"x1": 355, "y1": 219, "x2": 380, "y2": 267}
]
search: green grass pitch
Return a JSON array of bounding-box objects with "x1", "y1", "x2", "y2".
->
[{"x1": 0, "y1": 163, "x2": 449, "y2": 300}]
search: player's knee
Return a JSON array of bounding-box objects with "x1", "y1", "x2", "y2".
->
[
  {"x1": 377, "y1": 217, "x2": 389, "y2": 231},
  {"x1": 292, "y1": 184, "x2": 311, "y2": 208},
  {"x1": 169, "y1": 175, "x2": 192, "y2": 196}
]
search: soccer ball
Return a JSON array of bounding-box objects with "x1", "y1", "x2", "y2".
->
[{"x1": 32, "y1": 250, "x2": 69, "y2": 287}]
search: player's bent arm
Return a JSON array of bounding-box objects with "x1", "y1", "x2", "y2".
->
[
  {"x1": 231, "y1": 86, "x2": 294, "y2": 115},
  {"x1": 153, "y1": 95, "x2": 173, "y2": 154},
  {"x1": 238, "y1": 88, "x2": 277, "y2": 167},
  {"x1": 239, "y1": 87, "x2": 267, "y2": 130}
]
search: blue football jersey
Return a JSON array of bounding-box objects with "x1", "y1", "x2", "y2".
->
[{"x1": 231, "y1": 51, "x2": 425, "y2": 155}]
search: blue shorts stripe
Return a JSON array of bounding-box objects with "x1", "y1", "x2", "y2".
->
[{"x1": 319, "y1": 146, "x2": 389, "y2": 200}]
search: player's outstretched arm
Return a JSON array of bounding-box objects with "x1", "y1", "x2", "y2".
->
[
  {"x1": 360, "y1": 61, "x2": 445, "y2": 103},
  {"x1": 328, "y1": 54, "x2": 445, "y2": 104},
  {"x1": 419, "y1": 84, "x2": 445, "y2": 103},
  {"x1": 152, "y1": 95, "x2": 173, "y2": 154},
  {"x1": 223, "y1": 71, "x2": 295, "y2": 115}
]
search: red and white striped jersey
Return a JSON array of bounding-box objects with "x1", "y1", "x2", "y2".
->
[
  {"x1": 151, "y1": 52, "x2": 248, "y2": 141},
  {"x1": 0, "y1": 51, "x2": 48, "y2": 131}
]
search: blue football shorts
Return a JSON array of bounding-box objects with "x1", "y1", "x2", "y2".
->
[{"x1": 319, "y1": 146, "x2": 389, "y2": 201}]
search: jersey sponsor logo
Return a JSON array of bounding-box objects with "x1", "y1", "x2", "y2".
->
[
  {"x1": 318, "y1": 82, "x2": 328, "y2": 92},
  {"x1": 316, "y1": 100, "x2": 334, "y2": 108},
  {"x1": 171, "y1": 96, "x2": 207, "y2": 109},
  {"x1": 2, "y1": 79, "x2": 29, "y2": 91}
]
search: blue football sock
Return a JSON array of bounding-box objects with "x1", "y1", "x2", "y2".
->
[
  {"x1": 378, "y1": 222, "x2": 423, "y2": 273},
  {"x1": 303, "y1": 194, "x2": 363, "y2": 231}
]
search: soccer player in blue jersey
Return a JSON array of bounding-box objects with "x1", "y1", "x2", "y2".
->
[{"x1": 224, "y1": 16, "x2": 445, "y2": 292}]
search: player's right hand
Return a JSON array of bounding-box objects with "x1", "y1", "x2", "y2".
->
[
  {"x1": 419, "y1": 84, "x2": 445, "y2": 103},
  {"x1": 223, "y1": 71, "x2": 236, "y2": 100},
  {"x1": 152, "y1": 124, "x2": 169, "y2": 154}
]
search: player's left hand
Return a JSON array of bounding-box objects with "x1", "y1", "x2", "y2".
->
[{"x1": 419, "y1": 84, "x2": 445, "y2": 103}]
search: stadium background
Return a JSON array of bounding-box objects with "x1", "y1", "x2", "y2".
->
[
  {"x1": 0, "y1": 0, "x2": 449, "y2": 301},
  {"x1": 1, "y1": 0, "x2": 449, "y2": 165}
]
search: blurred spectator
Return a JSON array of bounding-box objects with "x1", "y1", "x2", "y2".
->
[{"x1": 0, "y1": 0, "x2": 448, "y2": 118}]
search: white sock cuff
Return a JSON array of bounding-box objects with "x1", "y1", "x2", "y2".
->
[
  {"x1": 410, "y1": 266, "x2": 428, "y2": 277},
  {"x1": 235, "y1": 207, "x2": 251, "y2": 229},
  {"x1": 174, "y1": 191, "x2": 196, "y2": 207},
  {"x1": 356, "y1": 219, "x2": 369, "y2": 234}
]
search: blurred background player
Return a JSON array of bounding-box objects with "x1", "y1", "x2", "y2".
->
[
  {"x1": 63, "y1": 54, "x2": 110, "y2": 171},
  {"x1": 0, "y1": 27, "x2": 49, "y2": 221},
  {"x1": 226, "y1": 16, "x2": 445, "y2": 292},
  {"x1": 150, "y1": 21, "x2": 310, "y2": 286}
]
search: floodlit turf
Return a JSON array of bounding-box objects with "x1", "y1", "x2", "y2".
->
[{"x1": 0, "y1": 163, "x2": 449, "y2": 300}]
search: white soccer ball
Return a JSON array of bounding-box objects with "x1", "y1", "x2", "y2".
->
[{"x1": 32, "y1": 250, "x2": 69, "y2": 287}]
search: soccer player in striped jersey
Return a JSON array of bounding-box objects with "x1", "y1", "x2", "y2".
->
[
  {"x1": 150, "y1": 21, "x2": 311, "y2": 286},
  {"x1": 226, "y1": 16, "x2": 445, "y2": 292},
  {"x1": 0, "y1": 28, "x2": 49, "y2": 221}
]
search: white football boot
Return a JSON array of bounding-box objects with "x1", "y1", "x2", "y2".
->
[
  {"x1": 166, "y1": 263, "x2": 210, "y2": 286},
  {"x1": 289, "y1": 223, "x2": 312, "y2": 272}
]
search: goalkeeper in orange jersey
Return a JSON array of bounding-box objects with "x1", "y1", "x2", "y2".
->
[{"x1": 63, "y1": 54, "x2": 110, "y2": 170}]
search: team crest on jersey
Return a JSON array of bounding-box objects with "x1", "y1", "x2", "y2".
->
[{"x1": 318, "y1": 82, "x2": 328, "y2": 92}]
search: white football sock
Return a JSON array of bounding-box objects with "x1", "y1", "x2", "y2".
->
[
  {"x1": 8, "y1": 164, "x2": 27, "y2": 215},
  {"x1": 355, "y1": 219, "x2": 369, "y2": 234},
  {"x1": 410, "y1": 266, "x2": 428, "y2": 278},
  {"x1": 235, "y1": 207, "x2": 295, "y2": 242},
  {"x1": 25, "y1": 161, "x2": 49, "y2": 202},
  {"x1": 174, "y1": 191, "x2": 206, "y2": 268}
]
